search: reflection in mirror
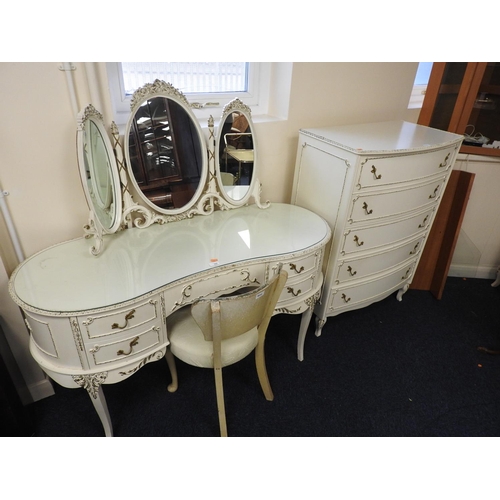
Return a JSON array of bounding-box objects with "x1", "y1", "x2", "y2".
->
[
  {"x1": 78, "y1": 106, "x2": 121, "y2": 234},
  {"x1": 217, "y1": 104, "x2": 255, "y2": 203},
  {"x1": 126, "y1": 93, "x2": 205, "y2": 212}
]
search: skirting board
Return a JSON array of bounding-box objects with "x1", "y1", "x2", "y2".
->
[{"x1": 448, "y1": 264, "x2": 498, "y2": 281}]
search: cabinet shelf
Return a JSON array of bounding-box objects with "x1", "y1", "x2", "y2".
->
[{"x1": 419, "y1": 62, "x2": 500, "y2": 159}]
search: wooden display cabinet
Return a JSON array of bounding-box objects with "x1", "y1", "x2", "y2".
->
[{"x1": 419, "y1": 62, "x2": 500, "y2": 157}]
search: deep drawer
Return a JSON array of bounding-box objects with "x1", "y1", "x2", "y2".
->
[
  {"x1": 340, "y1": 206, "x2": 435, "y2": 255},
  {"x1": 334, "y1": 235, "x2": 425, "y2": 284},
  {"x1": 348, "y1": 177, "x2": 446, "y2": 224},
  {"x1": 327, "y1": 261, "x2": 416, "y2": 313},
  {"x1": 356, "y1": 146, "x2": 456, "y2": 190},
  {"x1": 281, "y1": 252, "x2": 321, "y2": 284}
]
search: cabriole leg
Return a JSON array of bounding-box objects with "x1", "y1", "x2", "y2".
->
[{"x1": 73, "y1": 372, "x2": 113, "y2": 437}]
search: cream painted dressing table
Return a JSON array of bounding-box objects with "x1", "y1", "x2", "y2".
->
[{"x1": 9, "y1": 81, "x2": 330, "y2": 436}]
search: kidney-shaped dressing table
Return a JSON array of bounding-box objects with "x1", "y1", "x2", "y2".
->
[{"x1": 9, "y1": 81, "x2": 330, "y2": 436}]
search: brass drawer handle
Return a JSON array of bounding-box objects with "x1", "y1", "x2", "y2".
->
[
  {"x1": 410, "y1": 242, "x2": 420, "y2": 255},
  {"x1": 402, "y1": 269, "x2": 411, "y2": 280},
  {"x1": 117, "y1": 336, "x2": 139, "y2": 356},
  {"x1": 371, "y1": 165, "x2": 382, "y2": 179},
  {"x1": 287, "y1": 287, "x2": 301, "y2": 297},
  {"x1": 341, "y1": 293, "x2": 351, "y2": 303},
  {"x1": 289, "y1": 263, "x2": 305, "y2": 274},
  {"x1": 418, "y1": 215, "x2": 429, "y2": 228},
  {"x1": 112, "y1": 309, "x2": 135, "y2": 330},
  {"x1": 439, "y1": 153, "x2": 450, "y2": 168},
  {"x1": 362, "y1": 202, "x2": 373, "y2": 215},
  {"x1": 347, "y1": 265, "x2": 357, "y2": 277},
  {"x1": 428, "y1": 185, "x2": 440, "y2": 199},
  {"x1": 353, "y1": 235, "x2": 364, "y2": 247}
]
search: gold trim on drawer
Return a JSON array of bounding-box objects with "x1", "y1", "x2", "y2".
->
[{"x1": 81, "y1": 299, "x2": 159, "y2": 339}]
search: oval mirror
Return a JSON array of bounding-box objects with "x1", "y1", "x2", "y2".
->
[
  {"x1": 77, "y1": 105, "x2": 122, "y2": 234},
  {"x1": 124, "y1": 81, "x2": 208, "y2": 215},
  {"x1": 216, "y1": 99, "x2": 256, "y2": 205}
]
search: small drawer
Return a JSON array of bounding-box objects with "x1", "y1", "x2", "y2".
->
[
  {"x1": 356, "y1": 146, "x2": 456, "y2": 190},
  {"x1": 334, "y1": 235, "x2": 425, "y2": 284},
  {"x1": 88, "y1": 323, "x2": 163, "y2": 366},
  {"x1": 282, "y1": 252, "x2": 321, "y2": 284},
  {"x1": 328, "y1": 262, "x2": 416, "y2": 313},
  {"x1": 79, "y1": 299, "x2": 160, "y2": 340},
  {"x1": 340, "y1": 207, "x2": 435, "y2": 255},
  {"x1": 348, "y1": 177, "x2": 446, "y2": 224},
  {"x1": 277, "y1": 273, "x2": 318, "y2": 306}
]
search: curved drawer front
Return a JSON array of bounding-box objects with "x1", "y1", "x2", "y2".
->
[
  {"x1": 356, "y1": 146, "x2": 456, "y2": 189},
  {"x1": 80, "y1": 299, "x2": 160, "y2": 340},
  {"x1": 328, "y1": 261, "x2": 416, "y2": 313},
  {"x1": 349, "y1": 177, "x2": 445, "y2": 224},
  {"x1": 335, "y1": 235, "x2": 425, "y2": 284},
  {"x1": 282, "y1": 251, "x2": 321, "y2": 284},
  {"x1": 165, "y1": 263, "x2": 267, "y2": 313},
  {"x1": 278, "y1": 274, "x2": 316, "y2": 306},
  {"x1": 341, "y1": 207, "x2": 435, "y2": 255},
  {"x1": 88, "y1": 325, "x2": 162, "y2": 366}
]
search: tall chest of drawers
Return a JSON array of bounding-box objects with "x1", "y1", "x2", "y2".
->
[{"x1": 291, "y1": 121, "x2": 463, "y2": 337}]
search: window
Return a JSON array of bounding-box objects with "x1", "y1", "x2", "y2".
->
[
  {"x1": 107, "y1": 62, "x2": 270, "y2": 126},
  {"x1": 408, "y1": 62, "x2": 433, "y2": 109}
]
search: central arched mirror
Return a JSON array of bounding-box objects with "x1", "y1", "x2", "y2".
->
[
  {"x1": 216, "y1": 99, "x2": 256, "y2": 205},
  {"x1": 124, "y1": 80, "x2": 208, "y2": 215}
]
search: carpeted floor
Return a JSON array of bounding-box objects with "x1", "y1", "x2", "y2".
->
[{"x1": 28, "y1": 277, "x2": 500, "y2": 437}]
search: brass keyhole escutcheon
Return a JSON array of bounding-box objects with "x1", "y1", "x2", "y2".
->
[{"x1": 117, "y1": 336, "x2": 139, "y2": 356}]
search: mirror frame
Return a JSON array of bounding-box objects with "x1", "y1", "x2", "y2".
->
[
  {"x1": 76, "y1": 104, "x2": 123, "y2": 255},
  {"x1": 215, "y1": 99, "x2": 257, "y2": 207},
  {"x1": 124, "y1": 80, "x2": 208, "y2": 218}
]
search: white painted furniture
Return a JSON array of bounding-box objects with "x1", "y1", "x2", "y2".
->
[
  {"x1": 9, "y1": 204, "x2": 330, "y2": 436},
  {"x1": 7, "y1": 81, "x2": 331, "y2": 436},
  {"x1": 291, "y1": 120, "x2": 463, "y2": 337}
]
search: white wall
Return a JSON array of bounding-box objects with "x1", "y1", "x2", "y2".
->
[{"x1": 3, "y1": 61, "x2": 496, "y2": 402}]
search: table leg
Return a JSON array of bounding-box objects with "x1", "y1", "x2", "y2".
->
[
  {"x1": 297, "y1": 307, "x2": 314, "y2": 362},
  {"x1": 73, "y1": 372, "x2": 113, "y2": 437}
]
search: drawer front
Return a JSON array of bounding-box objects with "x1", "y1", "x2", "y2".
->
[
  {"x1": 341, "y1": 207, "x2": 435, "y2": 255},
  {"x1": 278, "y1": 273, "x2": 316, "y2": 305},
  {"x1": 166, "y1": 263, "x2": 267, "y2": 313},
  {"x1": 335, "y1": 235, "x2": 425, "y2": 284},
  {"x1": 356, "y1": 146, "x2": 456, "y2": 190},
  {"x1": 328, "y1": 261, "x2": 416, "y2": 313},
  {"x1": 80, "y1": 298, "x2": 160, "y2": 340},
  {"x1": 282, "y1": 252, "x2": 321, "y2": 284},
  {"x1": 88, "y1": 324, "x2": 163, "y2": 366},
  {"x1": 349, "y1": 177, "x2": 445, "y2": 224}
]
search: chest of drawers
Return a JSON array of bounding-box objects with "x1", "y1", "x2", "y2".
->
[{"x1": 291, "y1": 121, "x2": 463, "y2": 336}]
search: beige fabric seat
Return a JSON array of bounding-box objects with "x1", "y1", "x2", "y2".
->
[{"x1": 165, "y1": 269, "x2": 288, "y2": 437}]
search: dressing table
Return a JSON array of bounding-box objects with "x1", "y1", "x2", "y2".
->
[{"x1": 8, "y1": 81, "x2": 330, "y2": 436}]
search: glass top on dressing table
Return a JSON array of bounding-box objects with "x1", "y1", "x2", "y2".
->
[{"x1": 11, "y1": 204, "x2": 330, "y2": 314}]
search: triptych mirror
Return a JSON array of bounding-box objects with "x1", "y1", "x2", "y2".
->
[{"x1": 76, "y1": 80, "x2": 268, "y2": 255}]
